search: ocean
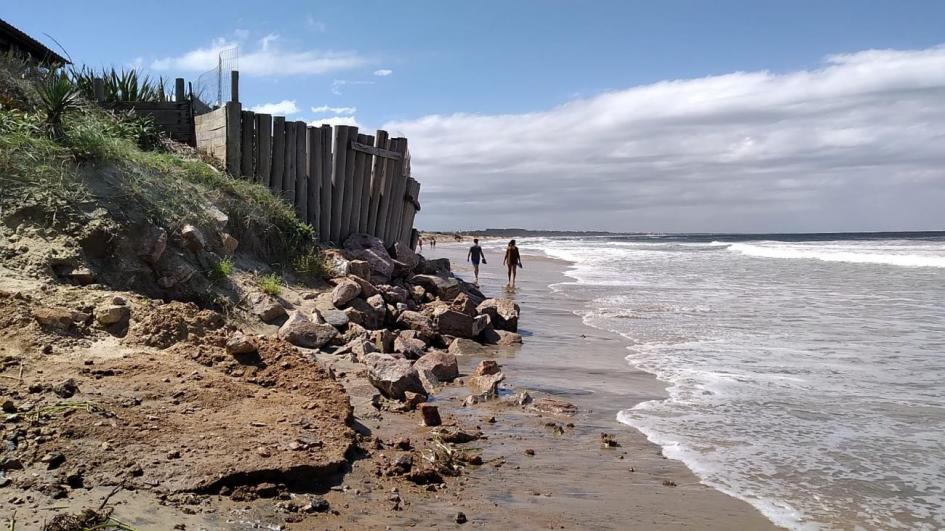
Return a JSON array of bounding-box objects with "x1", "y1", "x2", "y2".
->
[{"x1": 512, "y1": 233, "x2": 945, "y2": 530}]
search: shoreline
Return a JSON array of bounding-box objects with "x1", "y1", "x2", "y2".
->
[{"x1": 423, "y1": 242, "x2": 778, "y2": 529}]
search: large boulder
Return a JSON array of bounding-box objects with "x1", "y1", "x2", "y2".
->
[
  {"x1": 479, "y1": 328, "x2": 523, "y2": 346},
  {"x1": 409, "y1": 274, "x2": 461, "y2": 301},
  {"x1": 344, "y1": 234, "x2": 395, "y2": 279},
  {"x1": 347, "y1": 260, "x2": 371, "y2": 279},
  {"x1": 347, "y1": 275, "x2": 378, "y2": 299},
  {"x1": 417, "y1": 257, "x2": 451, "y2": 275},
  {"x1": 450, "y1": 293, "x2": 478, "y2": 317},
  {"x1": 393, "y1": 334, "x2": 427, "y2": 360},
  {"x1": 277, "y1": 312, "x2": 338, "y2": 348},
  {"x1": 468, "y1": 371, "x2": 505, "y2": 397},
  {"x1": 377, "y1": 284, "x2": 409, "y2": 305},
  {"x1": 448, "y1": 338, "x2": 495, "y2": 356},
  {"x1": 477, "y1": 299, "x2": 520, "y2": 332},
  {"x1": 250, "y1": 293, "x2": 287, "y2": 323},
  {"x1": 396, "y1": 311, "x2": 436, "y2": 341},
  {"x1": 364, "y1": 354, "x2": 425, "y2": 400},
  {"x1": 331, "y1": 279, "x2": 361, "y2": 307},
  {"x1": 344, "y1": 298, "x2": 384, "y2": 330},
  {"x1": 414, "y1": 351, "x2": 459, "y2": 382},
  {"x1": 434, "y1": 308, "x2": 490, "y2": 339},
  {"x1": 389, "y1": 241, "x2": 420, "y2": 272}
]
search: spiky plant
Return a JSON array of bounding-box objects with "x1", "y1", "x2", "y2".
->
[{"x1": 37, "y1": 71, "x2": 81, "y2": 140}]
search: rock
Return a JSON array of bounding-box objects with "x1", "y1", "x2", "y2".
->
[
  {"x1": 332, "y1": 279, "x2": 361, "y2": 307},
  {"x1": 225, "y1": 332, "x2": 257, "y2": 355},
  {"x1": 364, "y1": 354, "x2": 425, "y2": 400},
  {"x1": 529, "y1": 397, "x2": 578, "y2": 416},
  {"x1": 221, "y1": 232, "x2": 239, "y2": 255},
  {"x1": 1, "y1": 399, "x2": 16, "y2": 413},
  {"x1": 367, "y1": 293, "x2": 387, "y2": 314},
  {"x1": 403, "y1": 391, "x2": 427, "y2": 411},
  {"x1": 139, "y1": 226, "x2": 167, "y2": 264},
  {"x1": 418, "y1": 257, "x2": 451, "y2": 275},
  {"x1": 396, "y1": 311, "x2": 436, "y2": 341},
  {"x1": 467, "y1": 372, "x2": 504, "y2": 396},
  {"x1": 318, "y1": 307, "x2": 350, "y2": 328},
  {"x1": 206, "y1": 205, "x2": 229, "y2": 228},
  {"x1": 95, "y1": 304, "x2": 130, "y2": 326},
  {"x1": 345, "y1": 298, "x2": 383, "y2": 330},
  {"x1": 68, "y1": 268, "x2": 96, "y2": 285},
  {"x1": 418, "y1": 404, "x2": 441, "y2": 427},
  {"x1": 456, "y1": 512, "x2": 468, "y2": 524},
  {"x1": 391, "y1": 259, "x2": 412, "y2": 278},
  {"x1": 475, "y1": 360, "x2": 501, "y2": 376},
  {"x1": 348, "y1": 275, "x2": 379, "y2": 299},
  {"x1": 347, "y1": 260, "x2": 371, "y2": 279},
  {"x1": 477, "y1": 299, "x2": 521, "y2": 332},
  {"x1": 181, "y1": 224, "x2": 206, "y2": 252},
  {"x1": 53, "y1": 378, "x2": 79, "y2": 398},
  {"x1": 41, "y1": 451, "x2": 66, "y2": 470},
  {"x1": 390, "y1": 241, "x2": 420, "y2": 271},
  {"x1": 277, "y1": 312, "x2": 338, "y2": 348},
  {"x1": 450, "y1": 293, "x2": 478, "y2": 317},
  {"x1": 479, "y1": 328, "x2": 523, "y2": 346},
  {"x1": 157, "y1": 263, "x2": 196, "y2": 288},
  {"x1": 301, "y1": 495, "x2": 330, "y2": 513},
  {"x1": 32, "y1": 307, "x2": 89, "y2": 332},
  {"x1": 409, "y1": 274, "x2": 461, "y2": 301},
  {"x1": 348, "y1": 338, "x2": 377, "y2": 361},
  {"x1": 377, "y1": 284, "x2": 409, "y2": 305},
  {"x1": 393, "y1": 335, "x2": 426, "y2": 360},
  {"x1": 433, "y1": 308, "x2": 476, "y2": 338},
  {"x1": 344, "y1": 233, "x2": 395, "y2": 279},
  {"x1": 410, "y1": 285, "x2": 426, "y2": 303},
  {"x1": 448, "y1": 338, "x2": 493, "y2": 356},
  {"x1": 414, "y1": 351, "x2": 459, "y2": 383},
  {"x1": 250, "y1": 293, "x2": 287, "y2": 323},
  {"x1": 510, "y1": 390, "x2": 532, "y2": 406},
  {"x1": 371, "y1": 329, "x2": 397, "y2": 353},
  {"x1": 472, "y1": 315, "x2": 491, "y2": 337}
]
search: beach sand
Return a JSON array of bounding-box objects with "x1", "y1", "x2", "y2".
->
[{"x1": 365, "y1": 242, "x2": 778, "y2": 529}]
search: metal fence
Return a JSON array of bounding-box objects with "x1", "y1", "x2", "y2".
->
[{"x1": 194, "y1": 46, "x2": 238, "y2": 108}]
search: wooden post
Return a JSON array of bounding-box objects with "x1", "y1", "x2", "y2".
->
[
  {"x1": 175, "y1": 78, "x2": 185, "y2": 102},
  {"x1": 383, "y1": 138, "x2": 408, "y2": 245},
  {"x1": 374, "y1": 135, "x2": 395, "y2": 241},
  {"x1": 340, "y1": 127, "x2": 360, "y2": 242},
  {"x1": 357, "y1": 133, "x2": 375, "y2": 234},
  {"x1": 400, "y1": 179, "x2": 421, "y2": 245},
  {"x1": 93, "y1": 77, "x2": 105, "y2": 104},
  {"x1": 329, "y1": 126, "x2": 350, "y2": 243},
  {"x1": 306, "y1": 127, "x2": 322, "y2": 229},
  {"x1": 255, "y1": 114, "x2": 272, "y2": 186},
  {"x1": 294, "y1": 121, "x2": 307, "y2": 221},
  {"x1": 319, "y1": 125, "x2": 332, "y2": 242},
  {"x1": 224, "y1": 102, "x2": 242, "y2": 175},
  {"x1": 365, "y1": 130, "x2": 390, "y2": 238},
  {"x1": 284, "y1": 122, "x2": 297, "y2": 205},
  {"x1": 271, "y1": 117, "x2": 286, "y2": 196},
  {"x1": 240, "y1": 110, "x2": 255, "y2": 178},
  {"x1": 230, "y1": 70, "x2": 239, "y2": 103},
  {"x1": 410, "y1": 228, "x2": 420, "y2": 251},
  {"x1": 347, "y1": 133, "x2": 369, "y2": 238}
]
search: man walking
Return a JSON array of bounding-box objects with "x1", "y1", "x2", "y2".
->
[{"x1": 467, "y1": 238, "x2": 487, "y2": 285}]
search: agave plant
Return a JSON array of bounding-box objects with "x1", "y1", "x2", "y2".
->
[
  {"x1": 37, "y1": 71, "x2": 81, "y2": 140},
  {"x1": 70, "y1": 66, "x2": 167, "y2": 103}
]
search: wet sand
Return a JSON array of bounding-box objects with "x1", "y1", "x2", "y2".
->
[{"x1": 403, "y1": 242, "x2": 779, "y2": 529}]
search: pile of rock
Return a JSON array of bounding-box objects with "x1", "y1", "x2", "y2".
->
[{"x1": 258, "y1": 233, "x2": 523, "y2": 405}]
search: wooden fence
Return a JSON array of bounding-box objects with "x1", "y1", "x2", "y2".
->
[
  {"x1": 94, "y1": 77, "x2": 197, "y2": 145},
  {"x1": 195, "y1": 82, "x2": 421, "y2": 248}
]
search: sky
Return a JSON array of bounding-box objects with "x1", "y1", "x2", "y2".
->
[{"x1": 5, "y1": 1, "x2": 945, "y2": 232}]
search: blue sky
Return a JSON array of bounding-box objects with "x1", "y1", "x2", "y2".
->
[{"x1": 5, "y1": 2, "x2": 945, "y2": 231}]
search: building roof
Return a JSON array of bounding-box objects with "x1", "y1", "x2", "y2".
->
[{"x1": 0, "y1": 17, "x2": 69, "y2": 65}]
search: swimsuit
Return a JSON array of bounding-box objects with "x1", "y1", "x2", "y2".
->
[{"x1": 470, "y1": 245, "x2": 483, "y2": 265}]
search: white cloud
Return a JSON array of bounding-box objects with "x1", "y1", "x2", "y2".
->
[
  {"x1": 249, "y1": 99, "x2": 299, "y2": 115},
  {"x1": 309, "y1": 116, "x2": 360, "y2": 128},
  {"x1": 305, "y1": 16, "x2": 326, "y2": 32},
  {"x1": 330, "y1": 79, "x2": 374, "y2": 95},
  {"x1": 374, "y1": 69, "x2": 393, "y2": 77},
  {"x1": 385, "y1": 45, "x2": 945, "y2": 232},
  {"x1": 151, "y1": 36, "x2": 365, "y2": 76},
  {"x1": 311, "y1": 105, "x2": 357, "y2": 115}
]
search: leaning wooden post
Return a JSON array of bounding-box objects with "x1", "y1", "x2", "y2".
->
[
  {"x1": 175, "y1": 78, "x2": 186, "y2": 102},
  {"x1": 319, "y1": 125, "x2": 332, "y2": 242},
  {"x1": 374, "y1": 136, "x2": 396, "y2": 241},
  {"x1": 366, "y1": 130, "x2": 390, "y2": 237},
  {"x1": 255, "y1": 114, "x2": 272, "y2": 186},
  {"x1": 384, "y1": 138, "x2": 408, "y2": 246},
  {"x1": 270, "y1": 117, "x2": 286, "y2": 196},
  {"x1": 399, "y1": 179, "x2": 421, "y2": 245},
  {"x1": 224, "y1": 101, "x2": 242, "y2": 175},
  {"x1": 329, "y1": 126, "x2": 350, "y2": 244},
  {"x1": 93, "y1": 77, "x2": 105, "y2": 104}
]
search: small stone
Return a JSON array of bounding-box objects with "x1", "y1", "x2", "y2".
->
[
  {"x1": 53, "y1": 378, "x2": 79, "y2": 398},
  {"x1": 181, "y1": 224, "x2": 206, "y2": 252},
  {"x1": 524, "y1": 448, "x2": 535, "y2": 456},
  {"x1": 41, "y1": 451, "x2": 66, "y2": 470},
  {"x1": 302, "y1": 495, "x2": 330, "y2": 513},
  {"x1": 0, "y1": 400, "x2": 15, "y2": 413},
  {"x1": 418, "y1": 403, "x2": 441, "y2": 427},
  {"x1": 456, "y1": 512, "x2": 468, "y2": 524},
  {"x1": 225, "y1": 332, "x2": 257, "y2": 355},
  {"x1": 256, "y1": 446, "x2": 271, "y2": 457},
  {"x1": 95, "y1": 304, "x2": 130, "y2": 326}
]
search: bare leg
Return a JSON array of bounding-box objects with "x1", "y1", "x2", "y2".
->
[{"x1": 511, "y1": 266, "x2": 517, "y2": 287}]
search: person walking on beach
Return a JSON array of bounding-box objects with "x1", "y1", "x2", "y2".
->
[
  {"x1": 418, "y1": 237, "x2": 424, "y2": 251},
  {"x1": 467, "y1": 238, "x2": 487, "y2": 285},
  {"x1": 503, "y1": 239, "x2": 523, "y2": 288}
]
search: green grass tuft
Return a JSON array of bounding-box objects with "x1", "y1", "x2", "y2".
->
[
  {"x1": 258, "y1": 274, "x2": 283, "y2": 296},
  {"x1": 208, "y1": 257, "x2": 234, "y2": 282}
]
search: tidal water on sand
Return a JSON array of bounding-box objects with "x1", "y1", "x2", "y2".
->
[{"x1": 511, "y1": 233, "x2": 945, "y2": 530}]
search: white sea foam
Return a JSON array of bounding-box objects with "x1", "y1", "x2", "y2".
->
[{"x1": 526, "y1": 235, "x2": 945, "y2": 531}]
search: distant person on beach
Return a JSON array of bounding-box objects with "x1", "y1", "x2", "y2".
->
[
  {"x1": 503, "y1": 239, "x2": 523, "y2": 287},
  {"x1": 431, "y1": 237, "x2": 436, "y2": 248},
  {"x1": 467, "y1": 238, "x2": 487, "y2": 284},
  {"x1": 418, "y1": 237, "x2": 424, "y2": 251}
]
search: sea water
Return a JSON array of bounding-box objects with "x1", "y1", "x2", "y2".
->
[{"x1": 519, "y1": 233, "x2": 945, "y2": 530}]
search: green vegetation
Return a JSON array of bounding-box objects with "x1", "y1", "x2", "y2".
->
[
  {"x1": 293, "y1": 247, "x2": 330, "y2": 278},
  {"x1": 209, "y1": 257, "x2": 234, "y2": 282},
  {"x1": 71, "y1": 66, "x2": 167, "y2": 103},
  {"x1": 0, "y1": 57, "x2": 315, "y2": 265},
  {"x1": 258, "y1": 274, "x2": 283, "y2": 296}
]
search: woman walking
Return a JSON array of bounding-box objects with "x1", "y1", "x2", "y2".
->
[{"x1": 503, "y1": 239, "x2": 523, "y2": 288}]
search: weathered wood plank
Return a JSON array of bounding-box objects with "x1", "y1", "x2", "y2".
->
[
  {"x1": 284, "y1": 121, "x2": 297, "y2": 204},
  {"x1": 347, "y1": 133, "x2": 369, "y2": 238},
  {"x1": 329, "y1": 126, "x2": 350, "y2": 243},
  {"x1": 255, "y1": 114, "x2": 272, "y2": 187},
  {"x1": 294, "y1": 121, "x2": 307, "y2": 221},
  {"x1": 271, "y1": 117, "x2": 286, "y2": 197},
  {"x1": 224, "y1": 102, "x2": 241, "y2": 175},
  {"x1": 339, "y1": 126, "x2": 360, "y2": 242},
  {"x1": 240, "y1": 110, "x2": 255, "y2": 178},
  {"x1": 373, "y1": 135, "x2": 395, "y2": 241},
  {"x1": 365, "y1": 130, "x2": 390, "y2": 237},
  {"x1": 351, "y1": 141, "x2": 403, "y2": 160},
  {"x1": 306, "y1": 127, "x2": 321, "y2": 229},
  {"x1": 399, "y1": 179, "x2": 421, "y2": 245},
  {"x1": 175, "y1": 78, "x2": 185, "y2": 102},
  {"x1": 357, "y1": 133, "x2": 375, "y2": 234},
  {"x1": 319, "y1": 125, "x2": 332, "y2": 242},
  {"x1": 384, "y1": 138, "x2": 409, "y2": 245}
]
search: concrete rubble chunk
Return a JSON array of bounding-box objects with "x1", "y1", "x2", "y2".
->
[{"x1": 475, "y1": 360, "x2": 501, "y2": 376}]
